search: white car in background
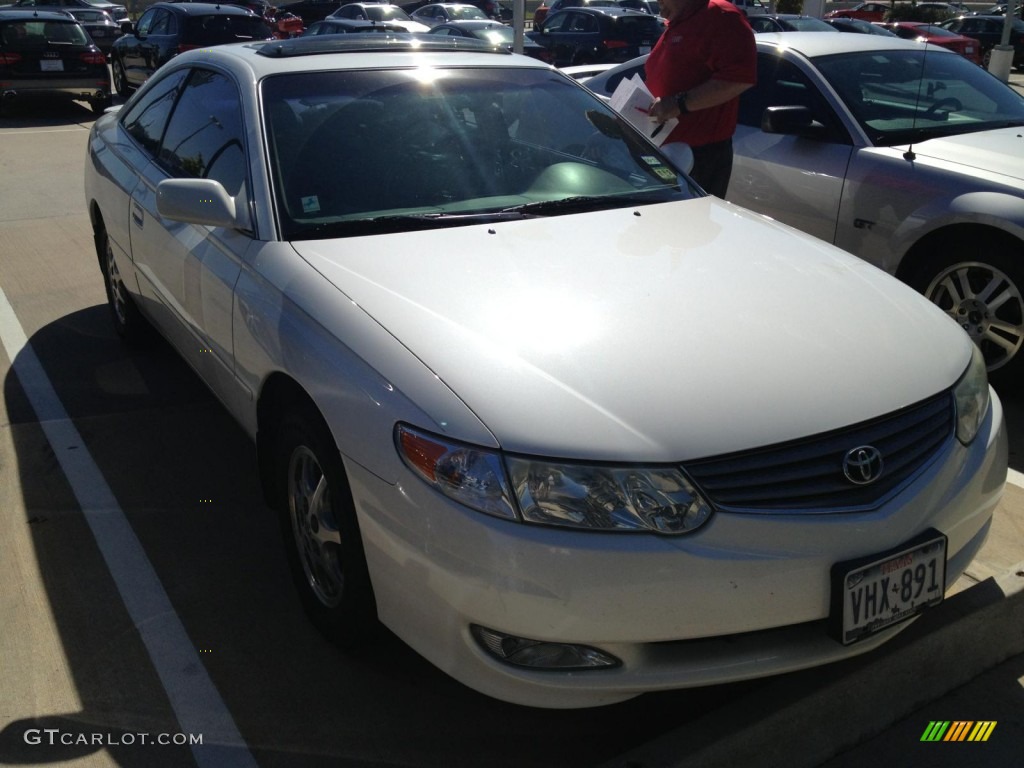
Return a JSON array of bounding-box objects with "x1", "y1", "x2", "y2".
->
[
  {"x1": 584, "y1": 33, "x2": 1024, "y2": 380},
  {"x1": 84, "y1": 35, "x2": 1006, "y2": 708}
]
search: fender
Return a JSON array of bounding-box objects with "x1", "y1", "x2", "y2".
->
[{"x1": 889, "y1": 189, "x2": 1024, "y2": 264}]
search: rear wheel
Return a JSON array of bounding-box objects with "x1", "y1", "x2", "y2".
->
[
  {"x1": 112, "y1": 58, "x2": 131, "y2": 98},
  {"x1": 910, "y1": 247, "x2": 1024, "y2": 382},
  {"x1": 274, "y1": 408, "x2": 377, "y2": 647},
  {"x1": 91, "y1": 94, "x2": 113, "y2": 115},
  {"x1": 96, "y1": 224, "x2": 147, "y2": 342}
]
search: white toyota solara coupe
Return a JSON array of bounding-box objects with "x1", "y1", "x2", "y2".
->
[{"x1": 84, "y1": 35, "x2": 1007, "y2": 708}]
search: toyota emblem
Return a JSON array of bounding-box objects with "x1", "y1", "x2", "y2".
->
[{"x1": 843, "y1": 445, "x2": 884, "y2": 485}]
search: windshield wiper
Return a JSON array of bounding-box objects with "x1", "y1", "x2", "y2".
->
[
  {"x1": 500, "y1": 194, "x2": 664, "y2": 216},
  {"x1": 289, "y1": 211, "x2": 534, "y2": 240}
]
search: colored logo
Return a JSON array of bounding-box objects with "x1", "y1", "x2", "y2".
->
[{"x1": 920, "y1": 721, "x2": 997, "y2": 742}]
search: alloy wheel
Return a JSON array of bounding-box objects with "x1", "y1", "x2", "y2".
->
[
  {"x1": 287, "y1": 445, "x2": 345, "y2": 608},
  {"x1": 924, "y1": 260, "x2": 1024, "y2": 373}
]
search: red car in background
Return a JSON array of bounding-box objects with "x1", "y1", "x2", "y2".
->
[
  {"x1": 877, "y1": 20, "x2": 982, "y2": 63},
  {"x1": 825, "y1": 2, "x2": 889, "y2": 21}
]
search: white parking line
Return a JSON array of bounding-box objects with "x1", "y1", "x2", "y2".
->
[
  {"x1": 0, "y1": 127, "x2": 91, "y2": 134},
  {"x1": 0, "y1": 285, "x2": 257, "y2": 768}
]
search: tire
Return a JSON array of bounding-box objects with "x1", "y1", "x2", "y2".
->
[
  {"x1": 96, "y1": 224, "x2": 148, "y2": 342},
  {"x1": 112, "y1": 58, "x2": 131, "y2": 98},
  {"x1": 274, "y1": 409, "x2": 378, "y2": 648},
  {"x1": 91, "y1": 95, "x2": 113, "y2": 115},
  {"x1": 910, "y1": 247, "x2": 1024, "y2": 382}
]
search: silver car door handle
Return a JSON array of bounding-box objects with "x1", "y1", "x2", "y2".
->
[{"x1": 132, "y1": 201, "x2": 144, "y2": 228}]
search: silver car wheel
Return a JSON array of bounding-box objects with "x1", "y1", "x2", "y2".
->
[
  {"x1": 105, "y1": 243, "x2": 130, "y2": 329},
  {"x1": 287, "y1": 444, "x2": 345, "y2": 609},
  {"x1": 924, "y1": 260, "x2": 1024, "y2": 373}
]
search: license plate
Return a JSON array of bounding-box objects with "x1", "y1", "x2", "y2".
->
[
  {"x1": 966, "y1": 46, "x2": 974, "y2": 53},
  {"x1": 640, "y1": 45, "x2": 651, "y2": 54},
  {"x1": 830, "y1": 530, "x2": 946, "y2": 645},
  {"x1": 40, "y1": 59, "x2": 64, "y2": 72}
]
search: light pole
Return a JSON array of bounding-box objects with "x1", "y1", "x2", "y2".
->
[{"x1": 987, "y1": 3, "x2": 1017, "y2": 81}]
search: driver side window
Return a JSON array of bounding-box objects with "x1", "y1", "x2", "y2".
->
[
  {"x1": 157, "y1": 68, "x2": 249, "y2": 201},
  {"x1": 135, "y1": 8, "x2": 157, "y2": 36},
  {"x1": 738, "y1": 53, "x2": 850, "y2": 145}
]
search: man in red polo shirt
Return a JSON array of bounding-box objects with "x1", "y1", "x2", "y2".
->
[{"x1": 646, "y1": 0, "x2": 757, "y2": 197}]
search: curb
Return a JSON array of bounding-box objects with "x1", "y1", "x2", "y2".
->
[{"x1": 602, "y1": 563, "x2": 1024, "y2": 768}]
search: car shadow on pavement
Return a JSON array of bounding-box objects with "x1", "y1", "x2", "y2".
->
[
  {"x1": 1, "y1": 306, "x2": 765, "y2": 768},
  {"x1": 0, "y1": 99, "x2": 102, "y2": 129}
]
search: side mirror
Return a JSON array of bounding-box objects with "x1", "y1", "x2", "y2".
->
[
  {"x1": 156, "y1": 178, "x2": 246, "y2": 230},
  {"x1": 121, "y1": 20, "x2": 135, "y2": 34},
  {"x1": 761, "y1": 105, "x2": 826, "y2": 138}
]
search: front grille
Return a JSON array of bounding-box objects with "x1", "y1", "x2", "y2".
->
[{"x1": 685, "y1": 391, "x2": 954, "y2": 513}]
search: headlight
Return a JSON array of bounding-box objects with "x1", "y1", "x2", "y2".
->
[
  {"x1": 396, "y1": 425, "x2": 518, "y2": 520},
  {"x1": 396, "y1": 424, "x2": 714, "y2": 534},
  {"x1": 507, "y1": 458, "x2": 713, "y2": 533},
  {"x1": 954, "y1": 344, "x2": 989, "y2": 445}
]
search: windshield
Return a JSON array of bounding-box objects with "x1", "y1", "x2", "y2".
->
[
  {"x1": 262, "y1": 67, "x2": 697, "y2": 240},
  {"x1": 449, "y1": 6, "x2": 487, "y2": 19},
  {"x1": 814, "y1": 48, "x2": 1024, "y2": 145},
  {"x1": 476, "y1": 26, "x2": 513, "y2": 43},
  {"x1": 368, "y1": 7, "x2": 413, "y2": 21},
  {"x1": 0, "y1": 19, "x2": 92, "y2": 45}
]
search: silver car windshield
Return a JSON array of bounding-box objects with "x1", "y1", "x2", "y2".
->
[
  {"x1": 261, "y1": 66, "x2": 696, "y2": 240},
  {"x1": 814, "y1": 49, "x2": 1024, "y2": 146}
]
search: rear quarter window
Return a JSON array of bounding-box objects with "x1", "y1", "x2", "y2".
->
[
  {"x1": 184, "y1": 14, "x2": 272, "y2": 44},
  {"x1": 615, "y1": 15, "x2": 664, "y2": 36}
]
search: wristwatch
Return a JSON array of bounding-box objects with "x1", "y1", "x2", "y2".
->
[{"x1": 675, "y1": 92, "x2": 689, "y2": 115}]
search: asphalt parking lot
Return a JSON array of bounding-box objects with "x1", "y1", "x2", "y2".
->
[{"x1": 0, "y1": 62, "x2": 1022, "y2": 768}]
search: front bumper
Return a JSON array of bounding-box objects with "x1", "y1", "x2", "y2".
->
[{"x1": 346, "y1": 390, "x2": 1007, "y2": 708}]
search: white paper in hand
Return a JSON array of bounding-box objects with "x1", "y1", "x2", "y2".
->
[{"x1": 608, "y1": 74, "x2": 678, "y2": 146}]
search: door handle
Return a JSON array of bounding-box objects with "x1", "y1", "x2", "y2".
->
[{"x1": 132, "y1": 200, "x2": 144, "y2": 228}]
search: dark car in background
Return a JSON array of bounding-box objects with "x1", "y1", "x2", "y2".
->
[
  {"x1": 747, "y1": 14, "x2": 837, "y2": 32},
  {"x1": 0, "y1": 9, "x2": 111, "y2": 114},
  {"x1": 825, "y1": 17, "x2": 897, "y2": 35},
  {"x1": 11, "y1": 0, "x2": 128, "y2": 23},
  {"x1": 824, "y1": 2, "x2": 889, "y2": 21},
  {"x1": 66, "y1": 6, "x2": 121, "y2": 52},
  {"x1": 409, "y1": 3, "x2": 488, "y2": 26},
  {"x1": 528, "y1": 6, "x2": 661, "y2": 67},
  {"x1": 110, "y1": 1, "x2": 273, "y2": 95},
  {"x1": 428, "y1": 19, "x2": 553, "y2": 60},
  {"x1": 533, "y1": 0, "x2": 653, "y2": 27},
  {"x1": 328, "y1": 2, "x2": 429, "y2": 32},
  {"x1": 301, "y1": 16, "x2": 407, "y2": 33},
  {"x1": 401, "y1": 0, "x2": 510, "y2": 21},
  {"x1": 939, "y1": 14, "x2": 1024, "y2": 67},
  {"x1": 168, "y1": 0, "x2": 304, "y2": 38}
]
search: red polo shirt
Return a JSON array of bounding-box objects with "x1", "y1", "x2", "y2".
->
[{"x1": 645, "y1": 0, "x2": 757, "y2": 147}]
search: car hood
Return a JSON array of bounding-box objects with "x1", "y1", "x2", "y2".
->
[
  {"x1": 293, "y1": 198, "x2": 970, "y2": 461},
  {"x1": 906, "y1": 126, "x2": 1024, "y2": 182}
]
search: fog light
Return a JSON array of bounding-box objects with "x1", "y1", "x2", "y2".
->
[{"x1": 471, "y1": 626, "x2": 620, "y2": 670}]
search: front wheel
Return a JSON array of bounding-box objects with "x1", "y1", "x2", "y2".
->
[
  {"x1": 910, "y1": 250, "x2": 1024, "y2": 382},
  {"x1": 274, "y1": 410, "x2": 377, "y2": 648}
]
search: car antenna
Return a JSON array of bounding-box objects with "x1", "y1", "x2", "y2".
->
[{"x1": 905, "y1": 44, "x2": 934, "y2": 161}]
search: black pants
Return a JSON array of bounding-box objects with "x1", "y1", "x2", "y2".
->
[{"x1": 689, "y1": 138, "x2": 734, "y2": 199}]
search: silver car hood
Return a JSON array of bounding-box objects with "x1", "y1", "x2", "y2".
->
[
  {"x1": 904, "y1": 127, "x2": 1024, "y2": 182},
  {"x1": 294, "y1": 198, "x2": 970, "y2": 461}
]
